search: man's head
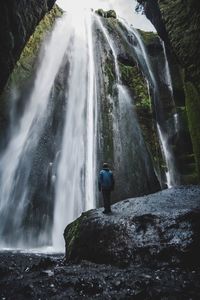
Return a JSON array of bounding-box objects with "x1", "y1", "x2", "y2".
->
[{"x1": 103, "y1": 162, "x2": 109, "y2": 169}]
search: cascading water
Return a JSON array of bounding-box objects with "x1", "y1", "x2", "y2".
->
[
  {"x1": 0, "y1": 11, "x2": 97, "y2": 250},
  {"x1": 119, "y1": 19, "x2": 180, "y2": 187},
  {"x1": 0, "y1": 15, "x2": 73, "y2": 247},
  {"x1": 94, "y1": 16, "x2": 158, "y2": 200},
  {"x1": 160, "y1": 41, "x2": 180, "y2": 186},
  {"x1": 161, "y1": 40, "x2": 180, "y2": 134},
  {"x1": 0, "y1": 6, "x2": 179, "y2": 251},
  {"x1": 52, "y1": 11, "x2": 97, "y2": 250}
]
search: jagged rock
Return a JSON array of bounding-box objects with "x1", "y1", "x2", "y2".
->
[
  {"x1": 0, "y1": 0, "x2": 56, "y2": 93},
  {"x1": 95, "y1": 9, "x2": 117, "y2": 19},
  {"x1": 117, "y1": 54, "x2": 136, "y2": 67},
  {"x1": 64, "y1": 186, "x2": 200, "y2": 266},
  {"x1": 106, "y1": 10, "x2": 117, "y2": 19}
]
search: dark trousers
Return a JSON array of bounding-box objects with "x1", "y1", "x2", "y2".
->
[{"x1": 102, "y1": 190, "x2": 111, "y2": 212}]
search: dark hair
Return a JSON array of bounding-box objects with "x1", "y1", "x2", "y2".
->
[{"x1": 103, "y1": 162, "x2": 109, "y2": 168}]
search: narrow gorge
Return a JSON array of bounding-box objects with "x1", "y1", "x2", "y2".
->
[{"x1": 0, "y1": 1, "x2": 200, "y2": 299}]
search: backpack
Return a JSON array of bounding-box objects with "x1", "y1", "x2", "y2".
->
[{"x1": 99, "y1": 169, "x2": 113, "y2": 190}]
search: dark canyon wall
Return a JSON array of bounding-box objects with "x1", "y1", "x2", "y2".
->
[
  {"x1": 0, "y1": 5, "x2": 63, "y2": 151},
  {"x1": 0, "y1": 0, "x2": 56, "y2": 94},
  {"x1": 138, "y1": 0, "x2": 200, "y2": 181}
]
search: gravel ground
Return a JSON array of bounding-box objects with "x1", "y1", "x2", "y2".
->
[{"x1": 0, "y1": 251, "x2": 200, "y2": 299}]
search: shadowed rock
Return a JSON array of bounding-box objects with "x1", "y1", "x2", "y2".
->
[
  {"x1": 0, "y1": 0, "x2": 56, "y2": 93},
  {"x1": 64, "y1": 186, "x2": 200, "y2": 266}
]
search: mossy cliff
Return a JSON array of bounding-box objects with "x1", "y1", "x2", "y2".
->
[
  {"x1": 185, "y1": 82, "x2": 200, "y2": 179},
  {"x1": 94, "y1": 11, "x2": 161, "y2": 200},
  {"x1": 118, "y1": 56, "x2": 161, "y2": 176},
  {"x1": 0, "y1": 0, "x2": 57, "y2": 94},
  {"x1": 138, "y1": 0, "x2": 200, "y2": 181},
  {"x1": 0, "y1": 5, "x2": 63, "y2": 148},
  {"x1": 9, "y1": 5, "x2": 63, "y2": 89}
]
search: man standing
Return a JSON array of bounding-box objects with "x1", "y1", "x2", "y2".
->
[{"x1": 98, "y1": 163, "x2": 115, "y2": 214}]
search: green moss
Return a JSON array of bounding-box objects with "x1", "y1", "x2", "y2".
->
[
  {"x1": 104, "y1": 58, "x2": 115, "y2": 95},
  {"x1": 119, "y1": 62, "x2": 150, "y2": 110},
  {"x1": 64, "y1": 217, "x2": 81, "y2": 258},
  {"x1": 106, "y1": 10, "x2": 117, "y2": 19},
  {"x1": 118, "y1": 61, "x2": 162, "y2": 172},
  {"x1": 185, "y1": 81, "x2": 200, "y2": 180},
  {"x1": 102, "y1": 58, "x2": 115, "y2": 162},
  {"x1": 10, "y1": 4, "x2": 63, "y2": 88},
  {"x1": 138, "y1": 29, "x2": 157, "y2": 45},
  {"x1": 95, "y1": 9, "x2": 117, "y2": 19},
  {"x1": 101, "y1": 96, "x2": 114, "y2": 163},
  {"x1": 64, "y1": 212, "x2": 91, "y2": 259}
]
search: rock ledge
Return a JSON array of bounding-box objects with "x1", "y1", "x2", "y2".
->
[{"x1": 64, "y1": 186, "x2": 200, "y2": 266}]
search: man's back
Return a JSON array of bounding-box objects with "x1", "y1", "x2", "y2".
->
[{"x1": 99, "y1": 168, "x2": 114, "y2": 191}]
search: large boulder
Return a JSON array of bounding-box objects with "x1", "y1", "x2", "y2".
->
[
  {"x1": 64, "y1": 186, "x2": 200, "y2": 266},
  {"x1": 0, "y1": 0, "x2": 56, "y2": 93}
]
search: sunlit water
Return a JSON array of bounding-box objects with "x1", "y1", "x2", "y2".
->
[
  {"x1": 52, "y1": 11, "x2": 97, "y2": 250},
  {"x1": 56, "y1": 0, "x2": 155, "y2": 31},
  {"x1": 0, "y1": 15, "x2": 73, "y2": 248},
  {"x1": 0, "y1": 11, "x2": 97, "y2": 250}
]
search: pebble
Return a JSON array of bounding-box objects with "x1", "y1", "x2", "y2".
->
[
  {"x1": 25, "y1": 267, "x2": 30, "y2": 272},
  {"x1": 114, "y1": 280, "x2": 121, "y2": 287},
  {"x1": 143, "y1": 274, "x2": 151, "y2": 279}
]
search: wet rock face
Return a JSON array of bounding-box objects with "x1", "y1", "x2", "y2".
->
[
  {"x1": 64, "y1": 186, "x2": 200, "y2": 266},
  {"x1": 139, "y1": 0, "x2": 200, "y2": 88},
  {"x1": 137, "y1": 0, "x2": 200, "y2": 180},
  {"x1": 157, "y1": 0, "x2": 200, "y2": 89},
  {"x1": 0, "y1": 0, "x2": 56, "y2": 93}
]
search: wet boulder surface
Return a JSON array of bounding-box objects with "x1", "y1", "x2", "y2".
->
[{"x1": 64, "y1": 186, "x2": 200, "y2": 266}]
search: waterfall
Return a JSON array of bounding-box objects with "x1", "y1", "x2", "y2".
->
[
  {"x1": 161, "y1": 40, "x2": 180, "y2": 135},
  {"x1": 95, "y1": 15, "x2": 157, "y2": 200},
  {"x1": 52, "y1": 11, "x2": 97, "y2": 250},
  {"x1": 0, "y1": 15, "x2": 73, "y2": 248},
  {"x1": 0, "y1": 8, "x2": 178, "y2": 251},
  {"x1": 96, "y1": 16, "x2": 121, "y2": 82},
  {"x1": 119, "y1": 19, "x2": 180, "y2": 187},
  {"x1": 160, "y1": 40, "x2": 180, "y2": 186},
  {"x1": 0, "y1": 11, "x2": 97, "y2": 250}
]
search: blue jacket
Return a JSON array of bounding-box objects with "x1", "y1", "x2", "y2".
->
[{"x1": 98, "y1": 168, "x2": 115, "y2": 191}]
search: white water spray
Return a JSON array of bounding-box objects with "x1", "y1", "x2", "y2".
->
[
  {"x1": 0, "y1": 15, "x2": 72, "y2": 246},
  {"x1": 96, "y1": 16, "x2": 121, "y2": 82},
  {"x1": 0, "y1": 11, "x2": 97, "y2": 249},
  {"x1": 119, "y1": 19, "x2": 180, "y2": 187},
  {"x1": 95, "y1": 15, "x2": 153, "y2": 197},
  {"x1": 52, "y1": 11, "x2": 97, "y2": 250}
]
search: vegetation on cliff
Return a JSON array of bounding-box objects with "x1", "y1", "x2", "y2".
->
[
  {"x1": 10, "y1": 5, "x2": 63, "y2": 89},
  {"x1": 185, "y1": 81, "x2": 200, "y2": 180},
  {"x1": 136, "y1": 0, "x2": 200, "y2": 183},
  {"x1": 0, "y1": 0, "x2": 57, "y2": 93},
  {"x1": 0, "y1": 4, "x2": 63, "y2": 147}
]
